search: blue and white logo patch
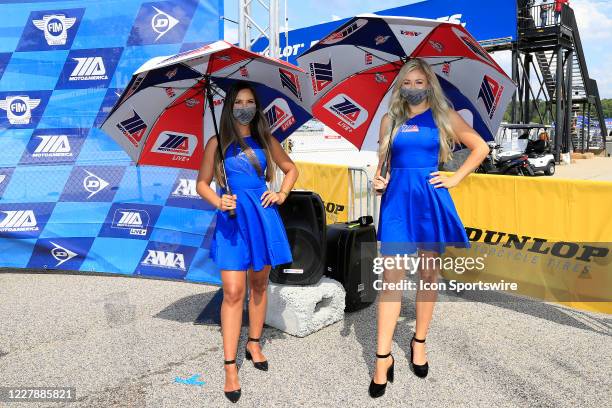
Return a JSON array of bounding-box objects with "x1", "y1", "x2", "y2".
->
[
  {"x1": 135, "y1": 241, "x2": 197, "y2": 279},
  {"x1": 19, "y1": 128, "x2": 87, "y2": 165},
  {"x1": 0, "y1": 202, "x2": 55, "y2": 239},
  {"x1": 27, "y1": 237, "x2": 94, "y2": 270},
  {"x1": 56, "y1": 48, "x2": 123, "y2": 89},
  {"x1": 99, "y1": 203, "x2": 162, "y2": 240},
  {"x1": 127, "y1": 1, "x2": 197, "y2": 45},
  {"x1": 16, "y1": 8, "x2": 85, "y2": 51},
  {"x1": 59, "y1": 166, "x2": 126, "y2": 202},
  {"x1": 0, "y1": 91, "x2": 51, "y2": 129}
]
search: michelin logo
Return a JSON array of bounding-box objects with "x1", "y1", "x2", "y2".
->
[
  {"x1": 0, "y1": 96, "x2": 41, "y2": 125},
  {"x1": 141, "y1": 250, "x2": 186, "y2": 270},
  {"x1": 70, "y1": 57, "x2": 107, "y2": 81},
  {"x1": 50, "y1": 242, "x2": 78, "y2": 266},
  {"x1": 33, "y1": 14, "x2": 76, "y2": 46},
  {"x1": 152, "y1": 6, "x2": 179, "y2": 41},
  {"x1": 0, "y1": 210, "x2": 38, "y2": 232}
]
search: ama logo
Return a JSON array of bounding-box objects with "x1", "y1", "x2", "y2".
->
[
  {"x1": 309, "y1": 59, "x2": 333, "y2": 96},
  {"x1": 127, "y1": 1, "x2": 197, "y2": 45},
  {"x1": 0, "y1": 203, "x2": 54, "y2": 239},
  {"x1": 56, "y1": 48, "x2": 123, "y2": 89},
  {"x1": 478, "y1": 75, "x2": 504, "y2": 120},
  {"x1": 323, "y1": 94, "x2": 368, "y2": 131},
  {"x1": 151, "y1": 131, "x2": 198, "y2": 159},
  {"x1": 279, "y1": 68, "x2": 302, "y2": 101},
  {"x1": 16, "y1": 8, "x2": 84, "y2": 51},
  {"x1": 20, "y1": 128, "x2": 86, "y2": 165},
  {"x1": 166, "y1": 170, "x2": 215, "y2": 210},
  {"x1": 100, "y1": 203, "x2": 161, "y2": 240},
  {"x1": 135, "y1": 242, "x2": 197, "y2": 279},
  {"x1": 117, "y1": 110, "x2": 148, "y2": 147},
  {"x1": 264, "y1": 98, "x2": 295, "y2": 133},
  {"x1": 320, "y1": 18, "x2": 368, "y2": 45}
]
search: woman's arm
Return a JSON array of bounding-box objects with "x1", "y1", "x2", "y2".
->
[
  {"x1": 260, "y1": 136, "x2": 299, "y2": 207},
  {"x1": 429, "y1": 109, "x2": 489, "y2": 189},
  {"x1": 196, "y1": 136, "x2": 236, "y2": 211}
]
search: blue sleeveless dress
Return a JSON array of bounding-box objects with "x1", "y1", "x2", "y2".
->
[
  {"x1": 210, "y1": 136, "x2": 293, "y2": 271},
  {"x1": 377, "y1": 109, "x2": 471, "y2": 255}
]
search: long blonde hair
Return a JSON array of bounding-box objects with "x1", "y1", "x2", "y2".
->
[{"x1": 379, "y1": 58, "x2": 458, "y2": 164}]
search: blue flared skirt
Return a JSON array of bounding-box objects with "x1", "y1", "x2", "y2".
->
[
  {"x1": 210, "y1": 174, "x2": 293, "y2": 271},
  {"x1": 377, "y1": 166, "x2": 471, "y2": 255}
]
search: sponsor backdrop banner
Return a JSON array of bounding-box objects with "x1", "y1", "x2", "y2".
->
[
  {"x1": 0, "y1": 0, "x2": 224, "y2": 284},
  {"x1": 252, "y1": 0, "x2": 518, "y2": 65},
  {"x1": 443, "y1": 172, "x2": 612, "y2": 314},
  {"x1": 293, "y1": 161, "x2": 349, "y2": 224}
]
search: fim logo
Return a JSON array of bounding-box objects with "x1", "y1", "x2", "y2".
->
[
  {"x1": 152, "y1": 131, "x2": 197, "y2": 161},
  {"x1": 33, "y1": 135, "x2": 72, "y2": 158},
  {"x1": 324, "y1": 94, "x2": 368, "y2": 132},
  {"x1": 33, "y1": 14, "x2": 76, "y2": 46},
  {"x1": 0, "y1": 96, "x2": 41, "y2": 125},
  {"x1": 309, "y1": 59, "x2": 333, "y2": 96},
  {"x1": 50, "y1": 242, "x2": 77, "y2": 267},
  {"x1": 0, "y1": 210, "x2": 38, "y2": 233},
  {"x1": 141, "y1": 250, "x2": 186, "y2": 271},
  {"x1": 152, "y1": 6, "x2": 179, "y2": 41},
  {"x1": 478, "y1": 75, "x2": 504, "y2": 119},
  {"x1": 264, "y1": 98, "x2": 295, "y2": 133},
  {"x1": 70, "y1": 57, "x2": 107, "y2": 81},
  {"x1": 279, "y1": 68, "x2": 302, "y2": 101},
  {"x1": 112, "y1": 209, "x2": 149, "y2": 236},
  {"x1": 83, "y1": 170, "x2": 109, "y2": 199},
  {"x1": 117, "y1": 110, "x2": 147, "y2": 146}
]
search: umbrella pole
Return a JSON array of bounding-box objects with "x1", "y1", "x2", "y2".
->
[{"x1": 205, "y1": 78, "x2": 236, "y2": 219}]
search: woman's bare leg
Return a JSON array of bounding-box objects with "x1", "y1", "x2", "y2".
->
[
  {"x1": 413, "y1": 250, "x2": 439, "y2": 365},
  {"x1": 221, "y1": 270, "x2": 247, "y2": 392},
  {"x1": 246, "y1": 265, "x2": 271, "y2": 361}
]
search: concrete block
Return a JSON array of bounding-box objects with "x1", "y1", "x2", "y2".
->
[{"x1": 265, "y1": 277, "x2": 345, "y2": 337}]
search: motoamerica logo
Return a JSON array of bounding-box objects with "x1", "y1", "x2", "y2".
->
[{"x1": 466, "y1": 227, "x2": 608, "y2": 263}]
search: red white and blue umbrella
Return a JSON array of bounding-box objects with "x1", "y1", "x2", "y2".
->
[
  {"x1": 297, "y1": 14, "x2": 516, "y2": 150},
  {"x1": 101, "y1": 40, "x2": 312, "y2": 170}
]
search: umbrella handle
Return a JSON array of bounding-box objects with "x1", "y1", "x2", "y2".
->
[
  {"x1": 205, "y1": 77, "x2": 236, "y2": 219},
  {"x1": 375, "y1": 117, "x2": 394, "y2": 193}
]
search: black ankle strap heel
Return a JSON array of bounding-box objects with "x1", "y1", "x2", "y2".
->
[
  {"x1": 410, "y1": 335, "x2": 429, "y2": 378},
  {"x1": 369, "y1": 351, "x2": 395, "y2": 398},
  {"x1": 245, "y1": 337, "x2": 268, "y2": 371},
  {"x1": 223, "y1": 359, "x2": 241, "y2": 403}
]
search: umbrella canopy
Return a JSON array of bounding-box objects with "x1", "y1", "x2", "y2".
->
[
  {"x1": 101, "y1": 40, "x2": 312, "y2": 170},
  {"x1": 297, "y1": 14, "x2": 516, "y2": 150}
]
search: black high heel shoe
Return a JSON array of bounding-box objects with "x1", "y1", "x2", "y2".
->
[
  {"x1": 410, "y1": 335, "x2": 429, "y2": 378},
  {"x1": 245, "y1": 337, "x2": 268, "y2": 371},
  {"x1": 223, "y1": 359, "x2": 241, "y2": 403},
  {"x1": 368, "y1": 352, "x2": 394, "y2": 398}
]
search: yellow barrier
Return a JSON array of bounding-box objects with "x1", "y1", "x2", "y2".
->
[
  {"x1": 443, "y1": 172, "x2": 612, "y2": 314},
  {"x1": 293, "y1": 161, "x2": 349, "y2": 224}
]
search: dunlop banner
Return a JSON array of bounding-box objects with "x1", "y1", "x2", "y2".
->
[
  {"x1": 442, "y1": 173, "x2": 612, "y2": 314},
  {"x1": 293, "y1": 161, "x2": 349, "y2": 224}
]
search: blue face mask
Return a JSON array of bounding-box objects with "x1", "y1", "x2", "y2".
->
[{"x1": 399, "y1": 87, "x2": 429, "y2": 105}]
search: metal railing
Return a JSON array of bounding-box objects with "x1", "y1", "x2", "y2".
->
[
  {"x1": 524, "y1": 2, "x2": 569, "y2": 29},
  {"x1": 271, "y1": 164, "x2": 377, "y2": 224}
]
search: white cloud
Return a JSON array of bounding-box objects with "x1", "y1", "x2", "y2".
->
[
  {"x1": 571, "y1": 0, "x2": 612, "y2": 41},
  {"x1": 224, "y1": 24, "x2": 238, "y2": 44}
]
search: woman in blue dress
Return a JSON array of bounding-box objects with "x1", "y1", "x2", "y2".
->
[
  {"x1": 368, "y1": 58, "x2": 489, "y2": 398},
  {"x1": 196, "y1": 81, "x2": 298, "y2": 403}
]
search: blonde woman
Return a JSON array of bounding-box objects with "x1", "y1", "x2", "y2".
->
[{"x1": 369, "y1": 58, "x2": 489, "y2": 398}]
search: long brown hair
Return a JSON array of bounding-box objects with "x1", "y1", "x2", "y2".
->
[
  {"x1": 379, "y1": 58, "x2": 459, "y2": 164},
  {"x1": 214, "y1": 81, "x2": 276, "y2": 187}
]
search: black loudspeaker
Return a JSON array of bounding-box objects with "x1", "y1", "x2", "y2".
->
[
  {"x1": 325, "y1": 216, "x2": 378, "y2": 312},
  {"x1": 271, "y1": 191, "x2": 326, "y2": 285}
]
